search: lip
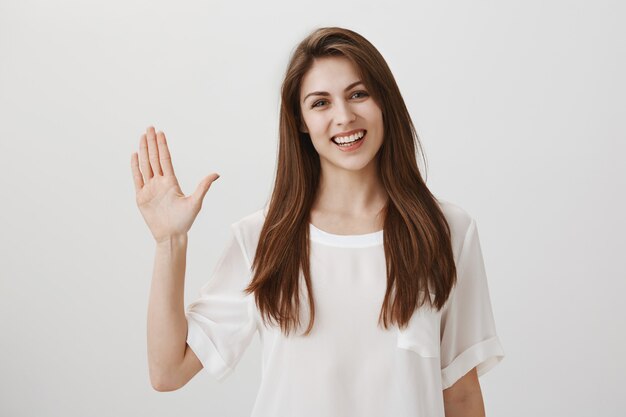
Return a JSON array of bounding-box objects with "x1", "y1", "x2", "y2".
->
[{"x1": 331, "y1": 128, "x2": 367, "y2": 141}]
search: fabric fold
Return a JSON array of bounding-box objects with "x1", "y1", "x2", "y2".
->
[{"x1": 440, "y1": 336, "x2": 505, "y2": 389}]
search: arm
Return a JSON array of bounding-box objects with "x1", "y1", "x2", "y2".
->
[
  {"x1": 439, "y1": 217, "x2": 505, "y2": 413},
  {"x1": 443, "y1": 367, "x2": 486, "y2": 417},
  {"x1": 131, "y1": 126, "x2": 219, "y2": 391},
  {"x1": 147, "y1": 234, "x2": 202, "y2": 391}
]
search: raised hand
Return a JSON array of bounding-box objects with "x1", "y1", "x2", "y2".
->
[{"x1": 131, "y1": 126, "x2": 220, "y2": 243}]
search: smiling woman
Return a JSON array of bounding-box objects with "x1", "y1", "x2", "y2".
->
[{"x1": 134, "y1": 26, "x2": 504, "y2": 417}]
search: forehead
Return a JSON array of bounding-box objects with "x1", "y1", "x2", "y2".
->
[{"x1": 300, "y1": 56, "x2": 362, "y2": 98}]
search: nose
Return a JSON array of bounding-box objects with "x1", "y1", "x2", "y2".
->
[{"x1": 333, "y1": 99, "x2": 356, "y2": 125}]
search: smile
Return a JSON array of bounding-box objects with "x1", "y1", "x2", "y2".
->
[{"x1": 331, "y1": 129, "x2": 366, "y2": 146}]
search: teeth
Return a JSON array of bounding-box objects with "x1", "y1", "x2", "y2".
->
[{"x1": 333, "y1": 130, "x2": 365, "y2": 144}]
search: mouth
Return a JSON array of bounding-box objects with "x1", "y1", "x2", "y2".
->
[{"x1": 331, "y1": 129, "x2": 367, "y2": 147}]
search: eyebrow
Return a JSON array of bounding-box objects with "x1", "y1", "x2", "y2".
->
[{"x1": 302, "y1": 80, "x2": 365, "y2": 103}]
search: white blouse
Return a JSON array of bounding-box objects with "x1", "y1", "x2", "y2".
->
[{"x1": 185, "y1": 199, "x2": 505, "y2": 417}]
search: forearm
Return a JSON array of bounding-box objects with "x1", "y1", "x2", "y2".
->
[
  {"x1": 444, "y1": 391, "x2": 486, "y2": 417},
  {"x1": 147, "y1": 234, "x2": 189, "y2": 386}
]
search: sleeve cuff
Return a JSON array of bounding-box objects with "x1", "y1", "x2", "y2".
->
[
  {"x1": 440, "y1": 336, "x2": 505, "y2": 389},
  {"x1": 185, "y1": 314, "x2": 235, "y2": 382}
]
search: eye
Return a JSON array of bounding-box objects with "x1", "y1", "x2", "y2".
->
[
  {"x1": 351, "y1": 90, "x2": 369, "y2": 99},
  {"x1": 312, "y1": 99, "x2": 328, "y2": 108}
]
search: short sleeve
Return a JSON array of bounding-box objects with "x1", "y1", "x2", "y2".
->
[
  {"x1": 440, "y1": 218, "x2": 505, "y2": 389},
  {"x1": 185, "y1": 224, "x2": 258, "y2": 382}
]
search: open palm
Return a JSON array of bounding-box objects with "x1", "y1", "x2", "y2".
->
[{"x1": 131, "y1": 126, "x2": 219, "y2": 243}]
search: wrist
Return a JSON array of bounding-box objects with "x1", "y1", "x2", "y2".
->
[{"x1": 155, "y1": 233, "x2": 188, "y2": 246}]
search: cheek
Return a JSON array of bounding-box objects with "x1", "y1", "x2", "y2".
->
[
  {"x1": 365, "y1": 108, "x2": 384, "y2": 143},
  {"x1": 361, "y1": 104, "x2": 383, "y2": 125},
  {"x1": 304, "y1": 114, "x2": 328, "y2": 135}
]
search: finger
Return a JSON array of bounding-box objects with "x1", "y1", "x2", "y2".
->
[
  {"x1": 156, "y1": 131, "x2": 176, "y2": 177},
  {"x1": 130, "y1": 152, "x2": 144, "y2": 192},
  {"x1": 146, "y1": 126, "x2": 163, "y2": 176},
  {"x1": 139, "y1": 132, "x2": 153, "y2": 180},
  {"x1": 192, "y1": 173, "x2": 220, "y2": 204}
]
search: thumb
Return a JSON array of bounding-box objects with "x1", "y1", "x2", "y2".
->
[{"x1": 192, "y1": 173, "x2": 220, "y2": 204}]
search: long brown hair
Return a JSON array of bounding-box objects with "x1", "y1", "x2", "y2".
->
[{"x1": 243, "y1": 27, "x2": 456, "y2": 337}]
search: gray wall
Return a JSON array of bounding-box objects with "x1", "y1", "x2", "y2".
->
[{"x1": 1, "y1": 0, "x2": 624, "y2": 416}]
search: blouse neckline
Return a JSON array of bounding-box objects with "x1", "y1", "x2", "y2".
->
[{"x1": 309, "y1": 223, "x2": 384, "y2": 248}]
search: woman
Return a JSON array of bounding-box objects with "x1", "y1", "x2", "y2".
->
[{"x1": 131, "y1": 26, "x2": 505, "y2": 417}]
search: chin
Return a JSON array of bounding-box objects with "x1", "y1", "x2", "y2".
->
[{"x1": 331, "y1": 157, "x2": 378, "y2": 172}]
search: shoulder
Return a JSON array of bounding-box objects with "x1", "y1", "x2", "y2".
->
[
  {"x1": 436, "y1": 198, "x2": 474, "y2": 230},
  {"x1": 435, "y1": 198, "x2": 477, "y2": 259},
  {"x1": 231, "y1": 206, "x2": 266, "y2": 232},
  {"x1": 228, "y1": 205, "x2": 267, "y2": 262}
]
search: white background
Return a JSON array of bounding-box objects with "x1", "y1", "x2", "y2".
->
[{"x1": 1, "y1": 0, "x2": 624, "y2": 416}]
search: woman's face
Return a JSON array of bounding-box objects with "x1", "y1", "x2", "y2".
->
[{"x1": 299, "y1": 56, "x2": 384, "y2": 174}]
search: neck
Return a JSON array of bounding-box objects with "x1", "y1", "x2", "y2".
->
[{"x1": 312, "y1": 159, "x2": 388, "y2": 217}]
